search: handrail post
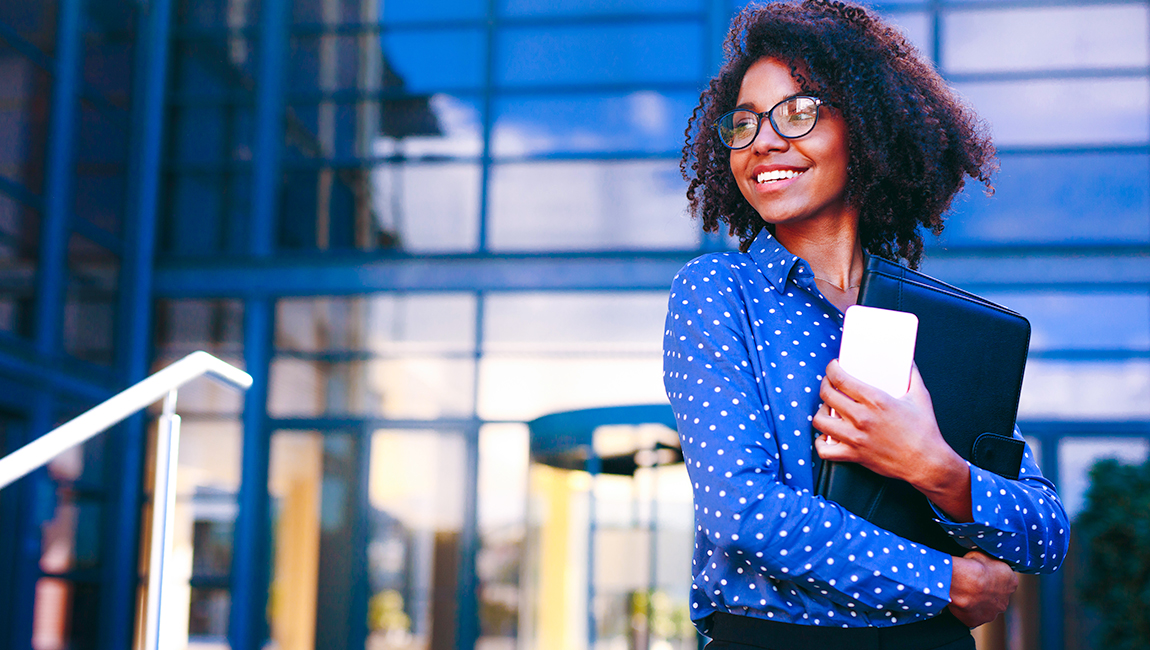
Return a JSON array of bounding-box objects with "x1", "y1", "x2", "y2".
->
[{"x1": 144, "y1": 390, "x2": 181, "y2": 650}]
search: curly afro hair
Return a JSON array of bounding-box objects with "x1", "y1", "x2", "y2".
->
[{"x1": 681, "y1": 0, "x2": 996, "y2": 268}]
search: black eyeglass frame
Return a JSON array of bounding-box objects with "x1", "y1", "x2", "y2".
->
[{"x1": 714, "y1": 96, "x2": 823, "y2": 150}]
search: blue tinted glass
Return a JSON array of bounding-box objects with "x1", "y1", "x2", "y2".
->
[
  {"x1": 941, "y1": 153, "x2": 1150, "y2": 246},
  {"x1": 943, "y1": 5, "x2": 1149, "y2": 74},
  {"x1": 501, "y1": 0, "x2": 702, "y2": 17},
  {"x1": 492, "y1": 91, "x2": 697, "y2": 156},
  {"x1": 497, "y1": 23, "x2": 702, "y2": 87},
  {"x1": 383, "y1": 29, "x2": 486, "y2": 92},
  {"x1": 384, "y1": 0, "x2": 486, "y2": 22},
  {"x1": 983, "y1": 291, "x2": 1150, "y2": 352},
  {"x1": 956, "y1": 78, "x2": 1149, "y2": 147}
]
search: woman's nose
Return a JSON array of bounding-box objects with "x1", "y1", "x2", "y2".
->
[{"x1": 750, "y1": 121, "x2": 789, "y2": 153}]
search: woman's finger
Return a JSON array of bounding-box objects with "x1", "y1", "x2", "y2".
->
[
  {"x1": 825, "y1": 358, "x2": 885, "y2": 406},
  {"x1": 812, "y1": 402, "x2": 859, "y2": 444}
]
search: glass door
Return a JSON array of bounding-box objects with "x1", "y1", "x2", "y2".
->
[{"x1": 266, "y1": 426, "x2": 468, "y2": 650}]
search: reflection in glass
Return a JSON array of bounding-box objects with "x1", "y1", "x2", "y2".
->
[
  {"x1": 1058, "y1": 437, "x2": 1150, "y2": 518},
  {"x1": 163, "y1": 419, "x2": 243, "y2": 649},
  {"x1": 369, "y1": 161, "x2": 482, "y2": 253},
  {"x1": 944, "y1": 5, "x2": 1149, "y2": 74},
  {"x1": 489, "y1": 160, "x2": 695, "y2": 251},
  {"x1": 942, "y1": 152, "x2": 1150, "y2": 246},
  {"x1": 64, "y1": 234, "x2": 118, "y2": 365},
  {"x1": 1018, "y1": 360, "x2": 1150, "y2": 420},
  {"x1": 882, "y1": 10, "x2": 931, "y2": 61},
  {"x1": 383, "y1": 0, "x2": 485, "y2": 23},
  {"x1": 492, "y1": 92, "x2": 698, "y2": 157},
  {"x1": 271, "y1": 295, "x2": 478, "y2": 418},
  {"x1": 956, "y1": 78, "x2": 1149, "y2": 147},
  {"x1": 383, "y1": 29, "x2": 487, "y2": 93},
  {"x1": 154, "y1": 300, "x2": 245, "y2": 416},
  {"x1": 981, "y1": 291, "x2": 1150, "y2": 353},
  {"x1": 269, "y1": 357, "x2": 476, "y2": 419},
  {"x1": 276, "y1": 295, "x2": 477, "y2": 354},
  {"x1": 496, "y1": 24, "x2": 701, "y2": 87},
  {"x1": 501, "y1": 0, "x2": 701, "y2": 17},
  {"x1": 0, "y1": 193, "x2": 39, "y2": 338},
  {"x1": 483, "y1": 292, "x2": 667, "y2": 354},
  {"x1": 477, "y1": 424, "x2": 529, "y2": 648},
  {"x1": 479, "y1": 292, "x2": 668, "y2": 421},
  {"x1": 268, "y1": 431, "x2": 325, "y2": 650},
  {"x1": 524, "y1": 423, "x2": 695, "y2": 650},
  {"x1": 367, "y1": 429, "x2": 466, "y2": 650}
]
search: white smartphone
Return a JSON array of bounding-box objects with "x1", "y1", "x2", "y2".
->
[{"x1": 838, "y1": 305, "x2": 919, "y2": 397}]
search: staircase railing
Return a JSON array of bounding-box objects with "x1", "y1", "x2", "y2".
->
[{"x1": 0, "y1": 351, "x2": 252, "y2": 650}]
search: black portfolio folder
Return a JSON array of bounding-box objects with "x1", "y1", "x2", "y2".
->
[{"x1": 814, "y1": 256, "x2": 1030, "y2": 556}]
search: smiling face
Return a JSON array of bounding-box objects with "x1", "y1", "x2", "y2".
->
[{"x1": 729, "y1": 57, "x2": 855, "y2": 233}]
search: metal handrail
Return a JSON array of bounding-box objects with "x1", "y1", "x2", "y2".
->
[
  {"x1": 0, "y1": 351, "x2": 251, "y2": 489},
  {"x1": 0, "y1": 351, "x2": 253, "y2": 650}
]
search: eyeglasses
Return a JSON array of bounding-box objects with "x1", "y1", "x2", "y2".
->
[{"x1": 715, "y1": 96, "x2": 822, "y2": 149}]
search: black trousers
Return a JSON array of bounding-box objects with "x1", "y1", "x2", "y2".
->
[{"x1": 703, "y1": 611, "x2": 974, "y2": 650}]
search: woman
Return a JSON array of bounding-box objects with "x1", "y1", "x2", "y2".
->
[{"x1": 663, "y1": 1, "x2": 1069, "y2": 648}]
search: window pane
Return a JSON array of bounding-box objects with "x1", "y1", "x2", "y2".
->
[
  {"x1": 497, "y1": 24, "x2": 702, "y2": 87},
  {"x1": 0, "y1": 192, "x2": 39, "y2": 338},
  {"x1": 176, "y1": 0, "x2": 260, "y2": 29},
  {"x1": 276, "y1": 295, "x2": 476, "y2": 354},
  {"x1": 154, "y1": 299, "x2": 245, "y2": 415},
  {"x1": 383, "y1": 0, "x2": 485, "y2": 23},
  {"x1": 1058, "y1": 436, "x2": 1150, "y2": 518},
  {"x1": 292, "y1": 0, "x2": 378, "y2": 25},
  {"x1": 1, "y1": 0, "x2": 58, "y2": 55},
  {"x1": 982, "y1": 291, "x2": 1150, "y2": 353},
  {"x1": 477, "y1": 423, "x2": 528, "y2": 646},
  {"x1": 942, "y1": 152, "x2": 1150, "y2": 245},
  {"x1": 956, "y1": 78, "x2": 1150, "y2": 147},
  {"x1": 483, "y1": 292, "x2": 667, "y2": 353},
  {"x1": 944, "y1": 5, "x2": 1150, "y2": 73},
  {"x1": 500, "y1": 0, "x2": 702, "y2": 17},
  {"x1": 65, "y1": 235, "x2": 118, "y2": 366},
  {"x1": 488, "y1": 160, "x2": 696, "y2": 251},
  {"x1": 377, "y1": 94, "x2": 483, "y2": 156},
  {"x1": 289, "y1": 34, "x2": 378, "y2": 94},
  {"x1": 277, "y1": 166, "x2": 379, "y2": 251},
  {"x1": 168, "y1": 419, "x2": 243, "y2": 648},
  {"x1": 269, "y1": 357, "x2": 476, "y2": 418},
  {"x1": 0, "y1": 52, "x2": 52, "y2": 191},
  {"x1": 492, "y1": 91, "x2": 698, "y2": 157},
  {"x1": 383, "y1": 29, "x2": 487, "y2": 93},
  {"x1": 367, "y1": 429, "x2": 467, "y2": 650},
  {"x1": 33, "y1": 578, "x2": 101, "y2": 650},
  {"x1": 1019, "y1": 360, "x2": 1150, "y2": 420},
  {"x1": 888, "y1": 10, "x2": 932, "y2": 61},
  {"x1": 370, "y1": 161, "x2": 482, "y2": 253},
  {"x1": 267, "y1": 431, "x2": 323, "y2": 650}
]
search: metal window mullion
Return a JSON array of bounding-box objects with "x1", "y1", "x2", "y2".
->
[
  {"x1": 35, "y1": 0, "x2": 85, "y2": 358},
  {"x1": 229, "y1": 0, "x2": 291, "y2": 645},
  {"x1": 453, "y1": 292, "x2": 485, "y2": 650},
  {"x1": 229, "y1": 297, "x2": 274, "y2": 650},
  {"x1": 99, "y1": 0, "x2": 177, "y2": 647},
  {"x1": 476, "y1": 0, "x2": 499, "y2": 254}
]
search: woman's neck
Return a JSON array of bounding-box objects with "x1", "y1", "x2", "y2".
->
[{"x1": 774, "y1": 219, "x2": 865, "y2": 314}]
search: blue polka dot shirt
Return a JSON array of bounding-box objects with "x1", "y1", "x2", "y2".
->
[{"x1": 662, "y1": 229, "x2": 1069, "y2": 629}]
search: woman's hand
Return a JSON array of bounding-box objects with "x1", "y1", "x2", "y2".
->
[
  {"x1": 948, "y1": 551, "x2": 1019, "y2": 627},
  {"x1": 812, "y1": 359, "x2": 973, "y2": 521}
]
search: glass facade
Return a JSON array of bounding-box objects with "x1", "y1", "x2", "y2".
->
[{"x1": 0, "y1": 0, "x2": 1147, "y2": 649}]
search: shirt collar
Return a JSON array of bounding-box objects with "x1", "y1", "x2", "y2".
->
[{"x1": 746, "y1": 228, "x2": 804, "y2": 293}]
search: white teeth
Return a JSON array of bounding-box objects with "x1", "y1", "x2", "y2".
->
[{"x1": 757, "y1": 169, "x2": 803, "y2": 183}]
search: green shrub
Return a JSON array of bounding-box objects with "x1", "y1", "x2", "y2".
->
[{"x1": 1075, "y1": 457, "x2": 1150, "y2": 650}]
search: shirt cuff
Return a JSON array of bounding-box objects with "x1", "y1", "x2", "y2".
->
[{"x1": 929, "y1": 464, "x2": 1011, "y2": 550}]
